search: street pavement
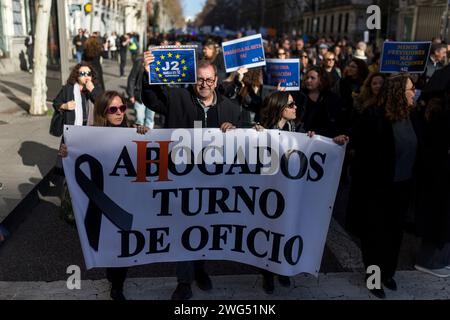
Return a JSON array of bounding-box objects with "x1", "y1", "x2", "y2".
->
[{"x1": 0, "y1": 59, "x2": 449, "y2": 300}]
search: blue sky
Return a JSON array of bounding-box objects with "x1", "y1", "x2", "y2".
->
[{"x1": 181, "y1": 0, "x2": 205, "y2": 19}]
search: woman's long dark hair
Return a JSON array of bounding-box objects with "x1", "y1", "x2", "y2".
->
[
  {"x1": 378, "y1": 74, "x2": 412, "y2": 122},
  {"x1": 355, "y1": 72, "x2": 385, "y2": 113},
  {"x1": 239, "y1": 68, "x2": 263, "y2": 98},
  {"x1": 66, "y1": 62, "x2": 97, "y2": 85},
  {"x1": 260, "y1": 91, "x2": 290, "y2": 129},
  {"x1": 347, "y1": 58, "x2": 369, "y2": 85}
]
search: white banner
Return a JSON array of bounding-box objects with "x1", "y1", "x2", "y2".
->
[{"x1": 63, "y1": 127, "x2": 345, "y2": 277}]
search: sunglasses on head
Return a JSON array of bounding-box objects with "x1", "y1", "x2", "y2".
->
[
  {"x1": 106, "y1": 105, "x2": 127, "y2": 114},
  {"x1": 79, "y1": 71, "x2": 92, "y2": 77}
]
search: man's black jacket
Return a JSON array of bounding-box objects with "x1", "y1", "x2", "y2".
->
[{"x1": 141, "y1": 73, "x2": 241, "y2": 129}]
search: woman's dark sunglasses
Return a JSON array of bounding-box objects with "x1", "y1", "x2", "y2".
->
[
  {"x1": 79, "y1": 71, "x2": 92, "y2": 77},
  {"x1": 286, "y1": 102, "x2": 296, "y2": 109},
  {"x1": 107, "y1": 105, "x2": 127, "y2": 114}
]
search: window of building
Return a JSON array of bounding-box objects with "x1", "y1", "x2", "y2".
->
[
  {"x1": 338, "y1": 13, "x2": 342, "y2": 33},
  {"x1": 12, "y1": 0, "x2": 24, "y2": 36},
  {"x1": 344, "y1": 13, "x2": 349, "y2": 32},
  {"x1": 323, "y1": 15, "x2": 327, "y2": 33},
  {"x1": 330, "y1": 15, "x2": 334, "y2": 33},
  {"x1": 306, "y1": 18, "x2": 309, "y2": 33},
  {"x1": 316, "y1": 17, "x2": 320, "y2": 33}
]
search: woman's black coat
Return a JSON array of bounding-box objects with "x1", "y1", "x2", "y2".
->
[
  {"x1": 52, "y1": 83, "x2": 103, "y2": 126},
  {"x1": 345, "y1": 105, "x2": 423, "y2": 236}
]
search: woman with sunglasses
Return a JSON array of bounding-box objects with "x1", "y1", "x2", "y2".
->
[
  {"x1": 59, "y1": 91, "x2": 148, "y2": 300},
  {"x1": 258, "y1": 91, "x2": 297, "y2": 132},
  {"x1": 52, "y1": 62, "x2": 102, "y2": 131},
  {"x1": 253, "y1": 91, "x2": 297, "y2": 294}
]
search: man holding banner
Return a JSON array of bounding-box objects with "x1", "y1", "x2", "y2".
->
[{"x1": 141, "y1": 49, "x2": 241, "y2": 300}]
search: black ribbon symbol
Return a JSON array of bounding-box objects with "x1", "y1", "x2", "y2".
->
[{"x1": 75, "y1": 154, "x2": 133, "y2": 252}]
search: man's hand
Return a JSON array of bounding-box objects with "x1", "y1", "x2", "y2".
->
[
  {"x1": 134, "y1": 125, "x2": 149, "y2": 135},
  {"x1": 143, "y1": 50, "x2": 155, "y2": 73},
  {"x1": 333, "y1": 135, "x2": 350, "y2": 145},
  {"x1": 129, "y1": 96, "x2": 136, "y2": 104},
  {"x1": 220, "y1": 122, "x2": 236, "y2": 132}
]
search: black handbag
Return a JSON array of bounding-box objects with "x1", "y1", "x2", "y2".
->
[{"x1": 49, "y1": 110, "x2": 64, "y2": 137}]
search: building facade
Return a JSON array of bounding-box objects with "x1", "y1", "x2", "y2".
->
[
  {"x1": 396, "y1": 0, "x2": 448, "y2": 41},
  {"x1": 0, "y1": 0, "x2": 161, "y2": 74},
  {"x1": 0, "y1": 0, "x2": 36, "y2": 73}
]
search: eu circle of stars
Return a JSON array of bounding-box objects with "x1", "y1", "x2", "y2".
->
[{"x1": 150, "y1": 49, "x2": 196, "y2": 84}]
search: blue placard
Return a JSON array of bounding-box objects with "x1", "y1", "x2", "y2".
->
[
  {"x1": 222, "y1": 34, "x2": 266, "y2": 72},
  {"x1": 149, "y1": 47, "x2": 197, "y2": 85},
  {"x1": 264, "y1": 59, "x2": 300, "y2": 91},
  {"x1": 380, "y1": 41, "x2": 431, "y2": 73}
]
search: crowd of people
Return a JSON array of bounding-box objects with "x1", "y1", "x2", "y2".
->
[{"x1": 47, "y1": 29, "x2": 450, "y2": 301}]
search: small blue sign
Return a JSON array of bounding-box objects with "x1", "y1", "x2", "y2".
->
[
  {"x1": 149, "y1": 47, "x2": 197, "y2": 85},
  {"x1": 264, "y1": 59, "x2": 300, "y2": 91},
  {"x1": 222, "y1": 34, "x2": 266, "y2": 72},
  {"x1": 380, "y1": 41, "x2": 431, "y2": 73}
]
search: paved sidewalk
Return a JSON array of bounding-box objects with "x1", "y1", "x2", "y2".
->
[
  {"x1": 0, "y1": 271, "x2": 449, "y2": 300},
  {"x1": 0, "y1": 59, "x2": 132, "y2": 223}
]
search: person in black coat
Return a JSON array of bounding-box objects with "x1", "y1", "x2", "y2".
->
[
  {"x1": 82, "y1": 36, "x2": 105, "y2": 90},
  {"x1": 220, "y1": 67, "x2": 263, "y2": 127},
  {"x1": 293, "y1": 66, "x2": 347, "y2": 141},
  {"x1": 141, "y1": 53, "x2": 240, "y2": 300},
  {"x1": 52, "y1": 62, "x2": 103, "y2": 128},
  {"x1": 414, "y1": 64, "x2": 450, "y2": 277},
  {"x1": 333, "y1": 58, "x2": 369, "y2": 134},
  {"x1": 24, "y1": 31, "x2": 34, "y2": 72},
  {"x1": 348, "y1": 74, "x2": 422, "y2": 299},
  {"x1": 142, "y1": 59, "x2": 240, "y2": 131},
  {"x1": 58, "y1": 91, "x2": 149, "y2": 300}
]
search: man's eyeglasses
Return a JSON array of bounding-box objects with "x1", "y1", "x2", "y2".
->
[
  {"x1": 278, "y1": 52, "x2": 286, "y2": 56},
  {"x1": 285, "y1": 102, "x2": 296, "y2": 109},
  {"x1": 197, "y1": 78, "x2": 216, "y2": 87},
  {"x1": 106, "y1": 105, "x2": 127, "y2": 114},
  {"x1": 326, "y1": 58, "x2": 335, "y2": 62},
  {"x1": 79, "y1": 71, "x2": 92, "y2": 77}
]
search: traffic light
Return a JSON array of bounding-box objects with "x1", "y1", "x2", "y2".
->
[{"x1": 84, "y1": 3, "x2": 92, "y2": 14}]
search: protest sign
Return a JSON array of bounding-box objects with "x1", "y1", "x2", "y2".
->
[
  {"x1": 380, "y1": 41, "x2": 431, "y2": 73},
  {"x1": 264, "y1": 59, "x2": 300, "y2": 91},
  {"x1": 63, "y1": 127, "x2": 345, "y2": 276},
  {"x1": 222, "y1": 34, "x2": 266, "y2": 72},
  {"x1": 148, "y1": 46, "x2": 197, "y2": 85}
]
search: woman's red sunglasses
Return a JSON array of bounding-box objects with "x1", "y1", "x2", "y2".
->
[{"x1": 107, "y1": 105, "x2": 127, "y2": 114}]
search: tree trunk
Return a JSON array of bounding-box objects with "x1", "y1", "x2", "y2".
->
[{"x1": 30, "y1": 0, "x2": 52, "y2": 116}]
